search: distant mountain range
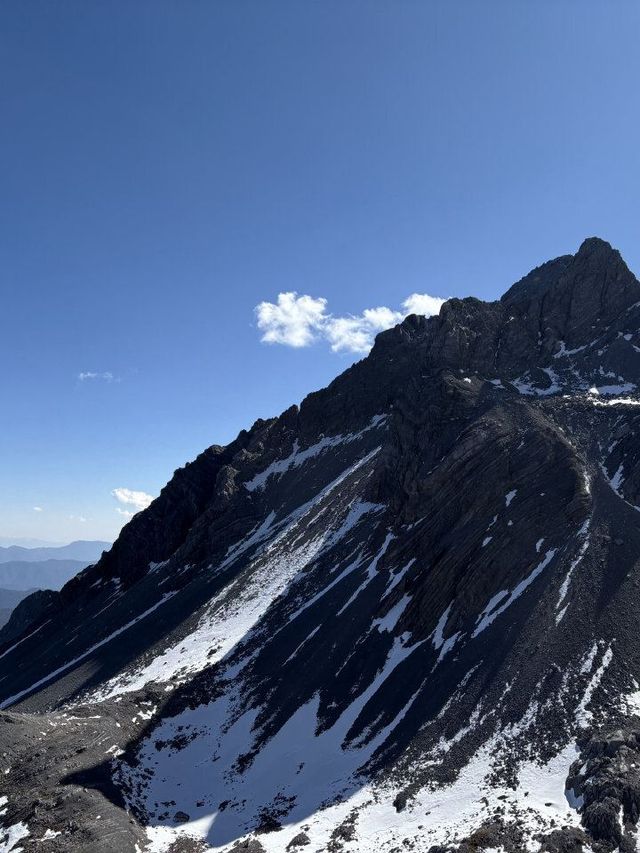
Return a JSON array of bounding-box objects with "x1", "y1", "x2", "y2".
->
[
  {"x1": 0, "y1": 539, "x2": 110, "y2": 566},
  {"x1": 0, "y1": 558, "x2": 91, "y2": 591},
  {"x1": 0, "y1": 541, "x2": 110, "y2": 628},
  {"x1": 0, "y1": 537, "x2": 65, "y2": 548},
  {"x1": 0, "y1": 587, "x2": 36, "y2": 629}
]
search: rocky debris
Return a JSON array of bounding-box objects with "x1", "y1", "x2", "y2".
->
[
  {"x1": 583, "y1": 800, "x2": 622, "y2": 844},
  {"x1": 0, "y1": 699, "x2": 152, "y2": 852},
  {"x1": 539, "y1": 827, "x2": 593, "y2": 852},
  {"x1": 327, "y1": 812, "x2": 359, "y2": 850},
  {"x1": 426, "y1": 819, "x2": 529, "y2": 853},
  {"x1": 228, "y1": 839, "x2": 266, "y2": 852},
  {"x1": 173, "y1": 810, "x2": 190, "y2": 823},
  {"x1": 432, "y1": 822, "x2": 603, "y2": 853},
  {"x1": 166, "y1": 839, "x2": 209, "y2": 853},
  {"x1": 286, "y1": 832, "x2": 311, "y2": 848},
  {"x1": 566, "y1": 727, "x2": 640, "y2": 849}
]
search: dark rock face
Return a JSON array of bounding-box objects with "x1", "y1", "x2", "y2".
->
[
  {"x1": 0, "y1": 588, "x2": 60, "y2": 644},
  {"x1": 3, "y1": 237, "x2": 640, "y2": 852},
  {"x1": 63, "y1": 437, "x2": 260, "y2": 593},
  {"x1": 285, "y1": 832, "x2": 310, "y2": 849},
  {"x1": 565, "y1": 727, "x2": 640, "y2": 849}
]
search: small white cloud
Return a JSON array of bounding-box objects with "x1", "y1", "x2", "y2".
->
[
  {"x1": 255, "y1": 291, "x2": 446, "y2": 354},
  {"x1": 33, "y1": 506, "x2": 43, "y2": 512},
  {"x1": 325, "y1": 306, "x2": 404, "y2": 354},
  {"x1": 78, "y1": 371, "x2": 118, "y2": 382},
  {"x1": 68, "y1": 514, "x2": 87, "y2": 523},
  {"x1": 115, "y1": 507, "x2": 135, "y2": 519},
  {"x1": 362, "y1": 306, "x2": 405, "y2": 329},
  {"x1": 402, "y1": 293, "x2": 448, "y2": 317},
  {"x1": 112, "y1": 487, "x2": 154, "y2": 512},
  {"x1": 324, "y1": 317, "x2": 374, "y2": 354},
  {"x1": 255, "y1": 292, "x2": 328, "y2": 347}
]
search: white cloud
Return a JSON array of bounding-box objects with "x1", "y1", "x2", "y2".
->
[
  {"x1": 324, "y1": 317, "x2": 374, "y2": 354},
  {"x1": 255, "y1": 290, "x2": 446, "y2": 354},
  {"x1": 115, "y1": 507, "x2": 135, "y2": 519},
  {"x1": 402, "y1": 293, "x2": 448, "y2": 316},
  {"x1": 78, "y1": 371, "x2": 118, "y2": 382},
  {"x1": 325, "y1": 306, "x2": 405, "y2": 354},
  {"x1": 255, "y1": 292, "x2": 328, "y2": 347},
  {"x1": 112, "y1": 487, "x2": 154, "y2": 512},
  {"x1": 33, "y1": 506, "x2": 43, "y2": 512},
  {"x1": 68, "y1": 514, "x2": 87, "y2": 523}
]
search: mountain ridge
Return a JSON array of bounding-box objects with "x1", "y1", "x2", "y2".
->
[
  {"x1": 0, "y1": 559, "x2": 93, "y2": 592},
  {"x1": 0, "y1": 539, "x2": 110, "y2": 565}
]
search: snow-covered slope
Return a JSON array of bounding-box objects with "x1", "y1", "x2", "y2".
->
[{"x1": 3, "y1": 238, "x2": 640, "y2": 853}]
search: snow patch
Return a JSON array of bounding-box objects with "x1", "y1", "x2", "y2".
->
[
  {"x1": 384, "y1": 558, "x2": 416, "y2": 596},
  {"x1": 556, "y1": 519, "x2": 590, "y2": 622},
  {"x1": 576, "y1": 645, "x2": 613, "y2": 727},
  {"x1": 244, "y1": 414, "x2": 387, "y2": 491},
  {"x1": 93, "y1": 456, "x2": 384, "y2": 700},
  {"x1": 0, "y1": 796, "x2": 29, "y2": 853},
  {"x1": 588, "y1": 383, "x2": 637, "y2": 396},
  {"x1": 372, "y1": 594, "x2": 412, "y2": 633},
  {"x1": 473, "y1": 550, "x2": 557, "y2": 638},
  {"x1": 554, "y1": 340, "x2": 587, "y2": 359}
]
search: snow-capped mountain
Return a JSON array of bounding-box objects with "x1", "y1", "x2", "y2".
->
[{"x1": 3, "y1": 237, "x2": 640, "y2": 853}]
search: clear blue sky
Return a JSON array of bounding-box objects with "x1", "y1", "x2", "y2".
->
[{"x1": 1, "y1": 1, "x2": 639, "y2": 542}]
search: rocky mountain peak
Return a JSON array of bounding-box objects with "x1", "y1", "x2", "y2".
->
[
  {"x1": 575, "y1": 234, "x2": 618, "y2": 257},
  {"x1": 544, "y1": 236, "x2": 638, "y2": 338},
  {"x1": 501, "y1": 254, "x2": 574, "y2": 305}
]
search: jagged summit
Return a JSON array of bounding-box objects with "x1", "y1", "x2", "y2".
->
[
  {"x1": 501, "y1": 254, "x2": 574, "y2": 305},
  {"x1": 501, "y1": 237, "x2": 622, "y2": 305},
  {"x1": 3, "y1": 239, "x2": 640, "y2": 852}
]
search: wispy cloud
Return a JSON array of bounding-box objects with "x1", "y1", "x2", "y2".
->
[
  {"x1": 115, "y1": 507, "x2": 135, "y2": 519},
  {"x1": 111, "y1": 487, "x2": 154, "y2": 515},
  {"x1": 255, "y1": 291, "x2": 447, "y2": 354},
  {"x1": 68, "y1": 514, "x2": 87, "y2": 523},
  {"x1": 78, "y1": 371, "x2": 119, "y2": 382},
  {"x1": 33, "y1": 506, "x2": 43, "y2": 512}
]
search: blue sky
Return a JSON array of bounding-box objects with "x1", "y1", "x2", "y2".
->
[{"x1": 1, "y1": 2, "x2": 639, "y2": 542}]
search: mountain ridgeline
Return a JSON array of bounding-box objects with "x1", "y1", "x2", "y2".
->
[
  {"x1": 3, "y1": 238, "x2": 640, "y2": 853},
  {"x1": 0, "y1": 540, "x2": 111, "y2": 565}
]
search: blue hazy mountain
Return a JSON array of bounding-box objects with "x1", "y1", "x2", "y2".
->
[
  {"x1": 0, "y1": 558, "x2": 92, "y2": 591},
  {"x1": 0, "y1": 540, "x2": 110, "y2": 565}
]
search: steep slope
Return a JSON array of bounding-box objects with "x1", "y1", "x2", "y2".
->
[{"x1": 3, "y1": 238, "x2": 640, "y2": 853}]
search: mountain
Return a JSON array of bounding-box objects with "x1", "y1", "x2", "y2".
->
[
  {"x1": 3, "y1": 237, "x2": 640, "y2": 853},
  {"x1": 0, "y1": 559, "x2": 91, "y2": 592},
  {"x1": 0, "y1": 545, "x2": 108, "y2": 639},
  {"x1": 0, "y1": 588, "x2": 34, "y2": 612},
  {"x1": 0, "y1": 539, "x2": 110, "y2": 565},
  {"x1": 0, "y1": 538, "x2": 64, "y2": 548},
  {"x1": 0, "y1": 588, "x2": 36, "y2": 630}
]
